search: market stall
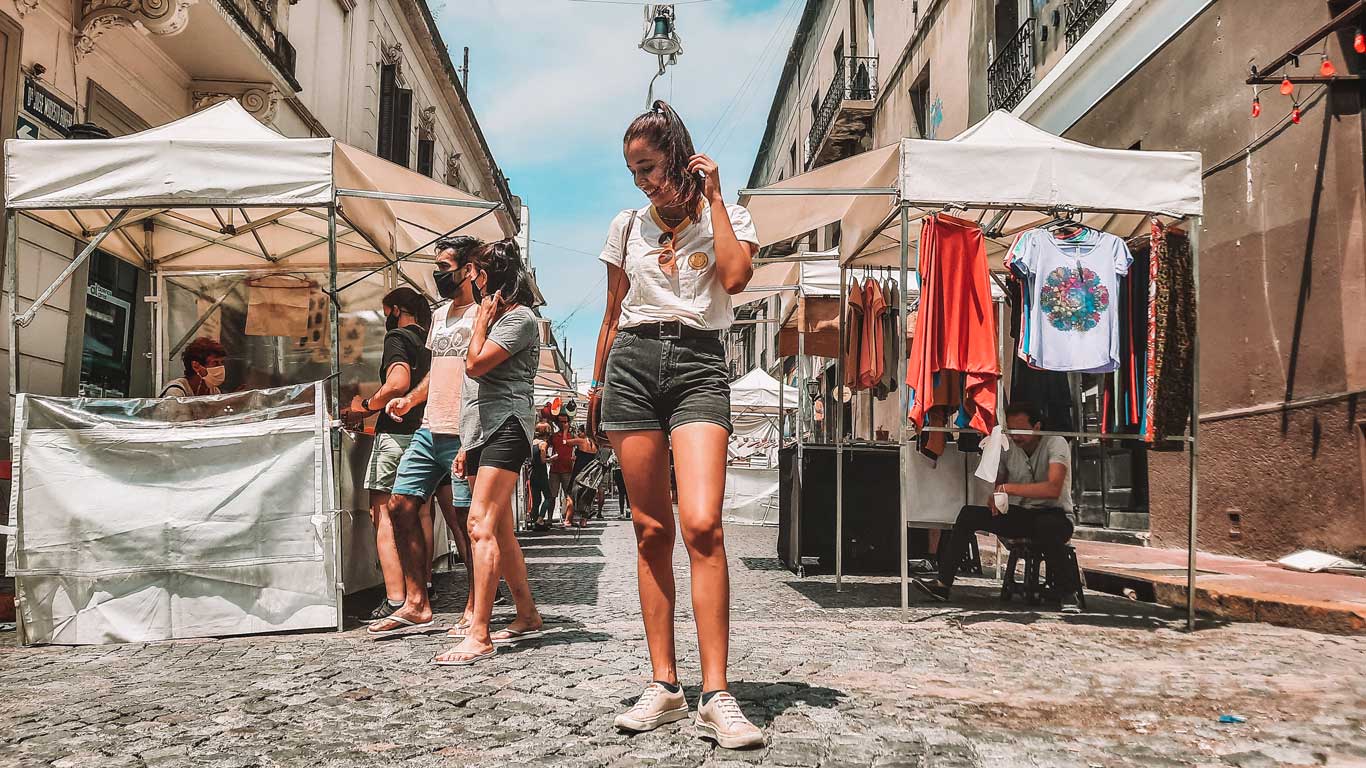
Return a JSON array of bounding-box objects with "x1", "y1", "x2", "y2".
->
[
  {"x1": 723, "y1": 368, "x2": 796, "y2": 526},
  {"x1": 741, "y1": 111, "x2": 1204, "y2": 628},
  {"x1": 3, "y1": 101, "x2": 511, "y2": 644}
]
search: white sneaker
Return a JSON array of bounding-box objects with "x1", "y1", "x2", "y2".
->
[
  {"x1": 694, "y1": 691, "x2": 765, "y2": 749},
  {"x1": 613, "y1": 682, "x2": 689, "y2": 733}
]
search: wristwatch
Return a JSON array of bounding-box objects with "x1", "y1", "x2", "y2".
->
[{"x1": 361, "y1": 398, "x2": 374, "y2": 413}]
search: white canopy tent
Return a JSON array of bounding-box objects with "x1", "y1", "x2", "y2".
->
[
  {"x1": 741, "y1": 111, "x2": 1205, "y2": 629},
  {"x1": 2, "y1": 101, "x2": 515, "y2": 645},
  {"x1": 730, "y1": 368, "x2": 799, "y2": 416},
  {"x1": 725, "y1": 368, "x2": 795, "y2": 527}
]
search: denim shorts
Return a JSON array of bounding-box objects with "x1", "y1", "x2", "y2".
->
[
  {"x1": 391, "y1": 428, "x2": 473, "y2": 506},
  {"x1": 601, "y1": 327, "x2": 732, "y2": 434}
]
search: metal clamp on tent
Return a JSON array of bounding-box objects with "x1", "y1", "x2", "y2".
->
[{"x1": 740, "y1": 110, "x2": 1205, "y2": 630}]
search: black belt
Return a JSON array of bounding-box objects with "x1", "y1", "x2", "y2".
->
[{"x1": 623, "y1": 321, "x2": 719, "y2": 341}]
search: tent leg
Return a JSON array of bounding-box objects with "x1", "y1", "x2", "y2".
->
[
  {"x1": 898, "y1": 203, "x2": 910, "y2": 621},
  {"x1": 327, "y1": 205, "x2": 345, "y2": 632},
  {"x1": 1186, "y1": 218, "x2": 1202, "y2": 632},
  {"x1": 153, "y1": 271, "x2": 165, "y2": 389},
  {"x1": 835, "y1": 265, "x2": 846, "y2": 592},
  {"x1": 794, "y1": 297, "x2": 804, "y2": 571},
  {"x1": 4, "y1": 210, "x2": 21, "y2": 647},
  {"x1": 5, "y1": 210, "x2": 17, "y2": 422}
]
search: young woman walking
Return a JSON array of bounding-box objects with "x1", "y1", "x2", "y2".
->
[
  {"x1": 530, "y1": 421, "x2": 554, "y2": 530},
  {"x1": 587, "y1": 100, "x2": 763, "y2": 749},
  {"x1": 434, "y1": 239, "x2": 545, "y2": 666}
]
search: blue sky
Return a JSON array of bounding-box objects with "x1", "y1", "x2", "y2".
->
[{"x1": 437, "y1": 0, "x2": 800, "y2": 386}]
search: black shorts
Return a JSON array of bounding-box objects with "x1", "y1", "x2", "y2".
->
[
  {"x1": 466, "y1": 417, "x2": 530, "y2": 473},
  {"x1": 601, "y1": 328, "x2": 732, "y2": 434}
]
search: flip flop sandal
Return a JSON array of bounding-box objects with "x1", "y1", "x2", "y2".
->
[
  {"x1": 446, "y1": 621, "x2": 474, "y2": 638},
  {"x1": 491, "y1": 627, "x2": 545, "y2": 645},
  {"x1": 432, "y1": 647, "x2": 498, "y2": 667},
  {"x1": 366, "y1": 615, "x2": 435, "y2": 638}
]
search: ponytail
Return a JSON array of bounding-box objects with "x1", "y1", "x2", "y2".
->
[
  {"x1": 472, "y1": 238, "x2": 537, "y2": 308},
  {"x1": 623, "y1": 100, "x2": 700, "y2": 212}
]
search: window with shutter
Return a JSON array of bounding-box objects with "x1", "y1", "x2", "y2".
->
[
  {"x1": 392, "y1": 87, "x2": 412, "y2": 167},
  {"x1": 417, "y1": 138, "x2": 434, "y2": 177},
  {"x1": 377, "y1": 63, "x2": 396, "y2": 160}
]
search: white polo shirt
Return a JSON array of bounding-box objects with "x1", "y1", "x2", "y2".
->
[{"x1": 598, "y1": 202, "x2": 760, "y2": 332}]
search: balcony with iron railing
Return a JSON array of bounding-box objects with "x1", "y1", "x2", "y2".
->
[
  {"x1": 988, "y1": 18, "x2": 1035, "y2": 112},
  {"x1": 806, "y1": 56, "x2": 879, "y2": 169},
  {"x1": 1065, "y1": 0, "x2": 1116, "y2": 48}
]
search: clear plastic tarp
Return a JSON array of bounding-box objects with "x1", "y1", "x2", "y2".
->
[{"x1": 5, "y1": 382, "x2": 339, "y2": 645}]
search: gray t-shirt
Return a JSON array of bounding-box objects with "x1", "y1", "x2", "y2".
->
[
  {"x1": 1002, "y1": 435, "x2": 1074, "y2": 515},
  {"x1": 459, "y1": 306, "x2": 539, "y2": 452}
]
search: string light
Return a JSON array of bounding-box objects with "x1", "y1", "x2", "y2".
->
[
  {"x1": 1319, "y1": 53, "x2": 1336, "y2": 77},
  {"x1": 1251, "y1": 95, "x2": 1262, "y2": 118},
  {"x1": 1279, "y1": 75, "x2": 1294, "y2": 95},
  {"x1": 1291, "y1": 102, "x2": 1302, "y2": 125},
  {"x1": 1355, "y1": 29, "x2": 1365, "y2": 54}
]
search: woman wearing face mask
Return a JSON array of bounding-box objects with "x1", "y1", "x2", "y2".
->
[
  {"x1": 434, "y1": 238, "x2": 545, "y2": 666},
  {"x1": 586, "y1": 101, "x2": 762, "y2": 749},
  {"x1": 161, "y1": 336, "x2": 228, "y2": 397}
]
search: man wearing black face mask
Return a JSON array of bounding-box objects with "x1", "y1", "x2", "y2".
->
[{"x1": 370, "y1": 236, "x2": 490, "y2": 638}]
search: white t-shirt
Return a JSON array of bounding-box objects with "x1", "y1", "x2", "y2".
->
[
  {"x1": 1011, "y1": 229, "x2": 1132, "y2": 373},
  {"x1": 1003, "y1": 434, "x2": 1074, "y2": 515},
  {"x1": 598, "y1": 202, "x2": 760, "y2": 331},
  {"x1": 423, "y1": 301, "x2": 476, "y2": 435}
]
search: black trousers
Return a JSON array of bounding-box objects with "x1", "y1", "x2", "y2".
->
[
  {"x1": 939, "y1": 505, "x2": 1076, "y2": 593},
  {"x1": 614, "y1": 468, "x2": 629, "y2": 515}
]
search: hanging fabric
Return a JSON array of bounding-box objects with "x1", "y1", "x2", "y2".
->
[
  {"x1": 1143, "y1": 219, "x2": 1196, "y2": 448},
  {"x1": 906, "y1": 214, "x2": 999, "y2": 435},
  {"x1": 843, "y1": 282, "x2": 865, "y2": 389},
  {"x1": 858, "y1": 277, "x2": 886, "y2": 391},
  {"x1": 876, "y1": 276, "x2": 900, "y2": 400}
]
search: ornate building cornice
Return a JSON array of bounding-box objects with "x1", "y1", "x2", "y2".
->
[
  {"x1": 191, "y1": 80, "x2": 280, "y2": 124},
  {"x1": 76, "y1": 0, "x2": 197, "y2": 61}
]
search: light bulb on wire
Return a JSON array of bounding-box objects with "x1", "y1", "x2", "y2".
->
[
  {"x1": 1251, "y1": 96, "x2": 1261, "y2": 118},
  {"x1": 1291, "y1": 104, "x2": 1302, "y2": 125},
  {"x1": 1319, "y1": 54, "x2": 1336, "y2": 77},
  {"x1": 1279, "y1": 75, "x2": 1294, "y2": 95},
  {"x1": 1354, "y1": 29, "x2": 1365, "y2": 54}
]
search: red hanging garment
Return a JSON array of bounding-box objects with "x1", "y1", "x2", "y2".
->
[
  {"x1": 905, "y1": 214, "x2": 1000, "y2": 434},
  {"x1": 843, "y1": 283, "x2": 865, "y2": 389},
  {"x1": 859, "y1": 278, "x2": 887, "y2": 390}
]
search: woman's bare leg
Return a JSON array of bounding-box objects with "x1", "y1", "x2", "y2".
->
[
  {"x1": 611, "y1": 429, "x2": 678, "y2": 684},
  {"x1": 670, "y1": 423, "x2": 731, "y2": 693},
  {"x1": 435, "y1": 466, "x2": 541, "y2": 662}
]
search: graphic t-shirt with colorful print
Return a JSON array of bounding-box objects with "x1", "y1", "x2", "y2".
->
[{"x1": 1009, "y1": 229, "x2": 1132, "y2": 373}]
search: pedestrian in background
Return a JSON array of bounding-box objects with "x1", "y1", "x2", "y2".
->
[
  {"x1": 530, "y1": 420, "x2": 554, "y2": 530},
  {"x1": 435, "y1": 239, "x2": 545, "y2": 666}
]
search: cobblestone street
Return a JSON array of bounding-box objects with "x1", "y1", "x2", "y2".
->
[{"x1": 2, "y1": 520, "x2": 1364, "y2": 768}]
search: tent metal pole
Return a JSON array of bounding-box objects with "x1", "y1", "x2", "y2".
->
[
  {"x1": 5, "y1": 211, "x2": 17, "y2": 416},
  {"x1": 738, "y1": 187, "x2": 901, "y2": 197},
  {"x1": 898, "y1": 202, "x2": 910, "y2": 620},
  {"x1": 154, "y1": 271, "x2": 166, "y2": 389},
  {"x1": 16, "y1": 209, "x2": 129, "y2": 328},
  {"x1": 794, "y1": 278, "x2": 805, "y2": 579},
  {"x1": 327, "y1": 205, "x2": 345, "y2": 632},
  {"x1": 1187, "y1": 217, "x2": 1202, "y2": 632},
  {"x1": 835, "y1": 264, "x2": 846, "y2": 591}
]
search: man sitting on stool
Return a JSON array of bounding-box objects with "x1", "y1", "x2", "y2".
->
[{"x1": 928, "y1": 402, "x2": 1081, "y2": 613}]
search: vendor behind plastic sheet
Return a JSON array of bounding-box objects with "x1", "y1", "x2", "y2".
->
[{"x1": 160, "y1": 336, "x2": 227, "y2": 397}]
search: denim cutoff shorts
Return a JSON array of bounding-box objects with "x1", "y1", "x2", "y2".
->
[{"x1": 600, "y1": 327, "x2": 732, "y2": 434}]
